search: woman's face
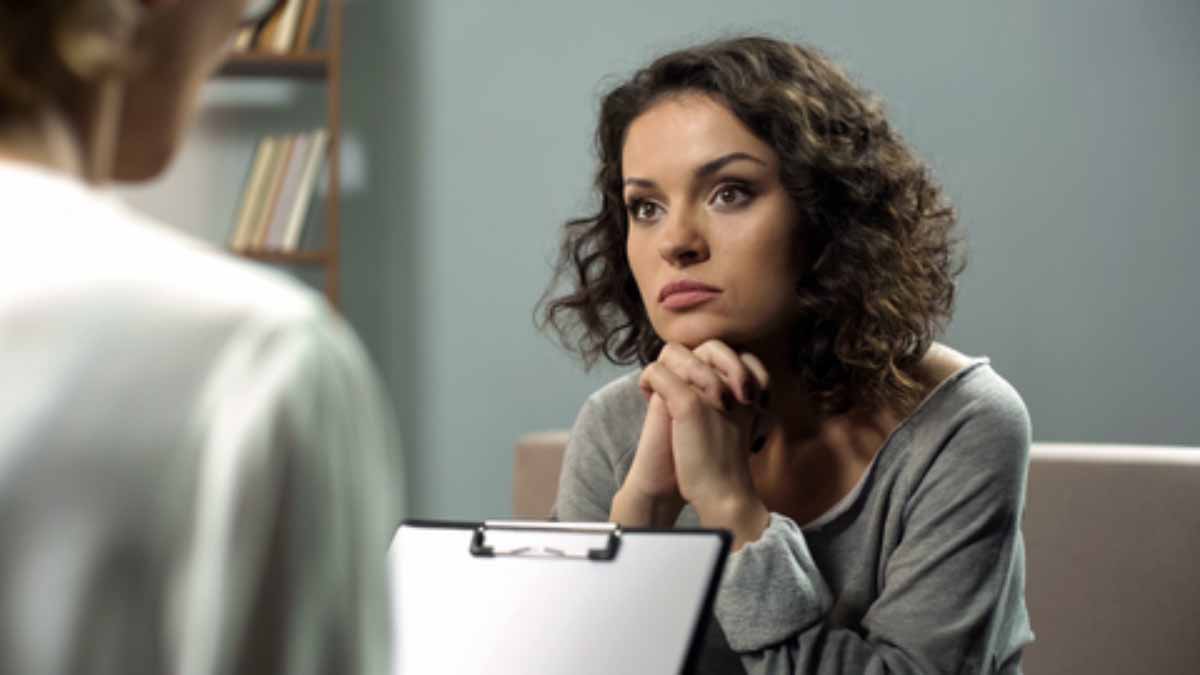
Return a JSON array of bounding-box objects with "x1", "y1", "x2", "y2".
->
[
  {"x1": 113, "y1": 0, "x2": 249, "y2": 180},
  {"x1": 622, "y1": 92, "x2": 805, "y2": 352}
]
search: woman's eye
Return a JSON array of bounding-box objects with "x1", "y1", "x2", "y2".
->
[
  {"x1": 627, "y1": 200, "x2": 660, "y2": 221},
  {"x1": 712, "y1": 184, "x2": 752, "y2": 208}
]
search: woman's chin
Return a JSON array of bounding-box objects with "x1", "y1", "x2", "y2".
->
[{"x1": 655, "y1": 322, "x2": 743, "y2": 350}]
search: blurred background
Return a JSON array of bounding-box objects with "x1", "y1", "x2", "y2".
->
[{"x1": 118, "y1": 0, "x2": 1200, "y2": 519}]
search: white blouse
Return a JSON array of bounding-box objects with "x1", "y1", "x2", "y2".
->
[{"x1": 0, "y1": 161, "x2": 402, "y2": 675}]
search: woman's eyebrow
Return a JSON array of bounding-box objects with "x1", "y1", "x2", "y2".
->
[
  {"x1": 695, "y1": 151, "x2": 767, "y2": 178},
  {"x1": 623, "y1": 152, "x2": 767, "y2": 190},
  {"x1": 623, "y1": 177, "x2": 657, "y2": 189}
]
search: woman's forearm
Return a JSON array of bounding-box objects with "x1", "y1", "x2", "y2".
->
[{"x1": 609, "y1": 487, "x2": 686, "y2": 528}]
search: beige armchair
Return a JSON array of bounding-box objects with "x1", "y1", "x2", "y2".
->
[
  {"x1": 513, "y1": 433, "x2": 1200, "y2": 674},
  {"x1": 512, "y1": 431, "x2": 569, "y2": 519}
]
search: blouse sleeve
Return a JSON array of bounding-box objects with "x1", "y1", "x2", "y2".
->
[
  {"x1": 173, "y1": 309, "x2": 403, "y2": 675},
  {"x1": 719, "y1": 400, "x2": 1031, "y2": 674}
]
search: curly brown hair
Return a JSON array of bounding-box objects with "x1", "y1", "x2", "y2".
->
[{"x1": 539, "y1": 36, "x2": 963, "y2": 416}]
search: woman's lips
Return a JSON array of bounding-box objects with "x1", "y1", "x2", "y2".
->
[
  {"x1": 661, "y1": 289, "x2": 721, "y2": 309},
  {"x1": 659, "y1": 280, "x2": 722, "y2": 310}
]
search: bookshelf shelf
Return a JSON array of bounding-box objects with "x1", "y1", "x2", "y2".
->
[
  {"x1": 217, "y1": 52, "x2": 331, "y2": 80},
  {"x1": 239, "y1": 249, "x2": 330, "y2": 265}
]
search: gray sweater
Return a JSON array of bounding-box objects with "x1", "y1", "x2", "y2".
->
[{"x1": 553, "y1": 359, "x2": 1033, "y2": 674}]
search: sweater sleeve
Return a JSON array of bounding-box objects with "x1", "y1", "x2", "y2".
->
[
  {"x1": 720, "y1": 398, "x2": 1032, "y2": 675},
  {"x1": 551, "y1": 395, "x2": 623, "y2": 522}
]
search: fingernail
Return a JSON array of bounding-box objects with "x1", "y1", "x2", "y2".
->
[{"x1": 750, "y1": 435, "x2": 766, "y2": 454}]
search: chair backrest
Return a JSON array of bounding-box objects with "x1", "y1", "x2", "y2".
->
[
  {"x1": 1021, "y1": 443, "x2": 1200, "y2": 674},
  {"x1": 512, "y1": 434, "x2": 1200, "y2": 673},
  {"x1": 512, "y1": 431, "x2": 569, "y2": 519}
]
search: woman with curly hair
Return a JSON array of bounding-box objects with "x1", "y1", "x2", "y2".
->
[{"x1": 542, "y1": 36, "x2": 1032, "y2": 673}]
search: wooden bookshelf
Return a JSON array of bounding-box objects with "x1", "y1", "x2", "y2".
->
[
  {"x1": 217, "y1": 52, "x2": 331, "y2": 80},
  {"x1": 239, "y1": 249, "x2": 330, "y2": 265},
  {"x1": 216, "y1": 0, "x2": 343, "y2": 308}
]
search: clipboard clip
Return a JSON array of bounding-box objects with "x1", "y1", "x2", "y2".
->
[{"x1": 469, "y1": 520, "x2": 622, "y2": 561}]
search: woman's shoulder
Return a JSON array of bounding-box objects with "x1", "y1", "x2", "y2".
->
[
  {"x1": 883, "y1": 356, "x2": 1034, "y2": 522},
  {"x1": 569, "y1": 371, "x2": 646, "y2": 455},
  {"x1": 581, "y1": 370, "x2": 646, "y2": 417},
  {"x1": 1, "y1": 161, "x2": 323, "y2": 328},
  {"x1": 888, "y1": 347, "x2": 1031, "y2": 483},
  {"x1": 944, "y1": 358, "x2": 1030, "y2": 437},
  {"x1": 915, "y1": 344, "x2": 1029, "y2": 433}
]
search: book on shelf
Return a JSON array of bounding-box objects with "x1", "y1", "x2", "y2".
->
[
  {"x1": 233, "y1": 26, "x2": 255, "y2": 52},
  {"x1": 229, "y1": 129, "x2": 328, "y2": 254},
  {"x1": 282, "y1": 129, "x2": 328, "y2": 251},
  {"x1": 234, "y1": 0, "x2": 324, "y2": 55},
  {"x1": 294, "y1": 0, "x2": 323, "y2": 52},
  {"x1": 231, "y1": 135, "x2": 277, "y2": 252},
  {"x1": 251, "y1": 135, "x2": 295, "y2": 248},
  {"x1": 264, "y1": 134, "x2": 309, "y2": 250}
]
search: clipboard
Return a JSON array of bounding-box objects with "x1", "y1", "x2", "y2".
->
[{"x1": 388, "y1": 519, "x2": 731, "y2": 675}]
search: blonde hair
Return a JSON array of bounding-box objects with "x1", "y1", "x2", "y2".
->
[{"x1": 0, "y1": 0, "x2": 140, "y2": 117}]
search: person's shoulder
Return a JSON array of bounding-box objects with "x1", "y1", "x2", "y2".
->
[
  {"x1": 582, "y1": 369, "x2": 645, "y2": 419},
  {"x1": 2, "y1": 169, "x2": 326, "y2": 331},
  {"x1": 99, "y1": 204, "x2": 326, "y2": 332},
  {"x1": 121, "y1": 213, "x2": 324, "y2": 327},
  {"x1": 945, "y1": 359, "x2": 1031, "y2": 441},
  {"x1": 915, "y1": 344, "x2": 1030, "y2": 438},
  {"x1": 569, "y1": 370, "x2": 645, "y2": 455},
  {"x1": 0, "y1": 179, "x2": 341, "y2": 388},
  {"x1": 900, "y1": 351, "x2": 1032, "y2": 481}
]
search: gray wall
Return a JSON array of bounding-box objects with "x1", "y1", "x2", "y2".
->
[{"x1": 122, "y1": 0, "x2": 1200, "y2": 521}]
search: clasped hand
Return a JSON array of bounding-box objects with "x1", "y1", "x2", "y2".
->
[{"x1": 617, "y1": 340, "x2": 772, "y2": 547}]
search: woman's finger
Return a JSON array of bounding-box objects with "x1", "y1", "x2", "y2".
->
[
  {"x1": 693, "y1": 340, "x2": 767, "y2": 405},
  {"x1": 640, "y1": 361, "x2": 710, "y2": 421},
  {"x1": 655, "y1": 342, "x2": 733, "y2": 411},
  {"x1": 738, "y1": 352, "x2": 770, "y2": 402}
]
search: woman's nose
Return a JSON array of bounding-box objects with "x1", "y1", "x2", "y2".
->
[{"x1": 656, "y1": 211, "x2": 709, "y2": 267}]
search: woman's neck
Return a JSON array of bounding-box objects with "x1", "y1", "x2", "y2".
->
[
  {"x1": 0, "y1": 107, "x2": 86, "y2": 177},
  {"x1": 742, "y1": 332, "x2": 821, "y2": 434},
  {"x1": 757, "y1": 342, "x2": 968, "y2": 468},
  {"x1": 0, "y1": 78, "x2": 121, "y2": 183},
  {"x1": 748, "y1": 334, "x2": 904, "y2": 467}
]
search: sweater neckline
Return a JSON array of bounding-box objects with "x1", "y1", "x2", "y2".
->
[{"x1": 800, "y1": 357, "x2": 990, "y2": 531}]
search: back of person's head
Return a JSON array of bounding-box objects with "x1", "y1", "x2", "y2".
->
[{"x1": 0, "y1": 0, "x2": 249, "y2": 182}]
